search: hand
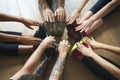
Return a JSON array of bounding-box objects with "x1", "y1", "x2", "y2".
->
[
  {"x1": 55, "y1": 6, "x2": 66, "y2": 22},
  {"x1": 67, "y1": 10, "x2": 80, "y2": 24},
  {"x1": 84, "y1": 37, "x2": 102, "y2": 49},
  {"x1": 22, "y1": 18, "x2": 42, "y2": 30},
  {"x1": 77, "y1": 43, "x2": 94, "y2": 57},
  {"x1": 75, "y1": 18, "x2": 94, "y2": 33},
  {"x1": 40, "y1": 36, "x2": 56, "y2": 49},
  {"x1": 43, "y1": 8, "x2": 55, "y2": 22},
  {"x1": 19, "y1": 35, "x2": 42, "y2": 45},
  {"x1": 58, "y1": 40, "x2": 70, "y2": 58}
]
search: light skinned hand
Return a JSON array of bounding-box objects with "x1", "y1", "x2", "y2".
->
[
  {"x1": 75, "y1": 18, "x2": 94, "y2": 33},
  {"x1": 40, "y1": 36, "x2": 56, "y2": 49},
  {"x1": 43, "y1": 8, "x2": 55, "y2": 22},
  {"x1": 58, "y1": 40, "x2": 70, "y2": 58},
  {"x1": 84, "y1": 37, "x2": 102, "y2": 49},
  {"x1": 20, "y1": 35, "x2": 42, "y2": 45},
  {"x1": 77, "y1": 43, "x2": 94, "y2": 57},
  {"x1": 67, "y1": 10, "x2": 80, "y2": 24},
  {"x1": 55, "y1": 6, "x2": 66, "y2": 22},
  {"x1": 22, "y1": 18, "x2": 42, "y2": 30}
]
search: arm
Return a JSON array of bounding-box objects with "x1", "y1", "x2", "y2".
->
[
  {"x1": 39, "y1": 0, "x2": 55, "y2": 22},
  {"x1": 0, "y1": 32, "x2": 42, "y2": 45},
  {"x1": 57, "y1": 0, "x2": 65, "y2": 8},
  {"x1": 0, "y1": 32, "x2": 21, "y2": 42},
  {"x1": 38, "y1": 0, "x2": 49, "y2": 9},
  {"x1": 10, "y1": 36, "x2": 56, "y2": 80},
  {"x1": 49, "y1": 40, "x2": 70, "y2": 80},
  {"x1": 90, "y1": 0, "x2": 120, "y2": 22},
  {"x1": 0, "y1": 13, "x2": 41, "y2": 29},
  {"x1": 67, "y1": 0, "x2": 89, "y2": 24},
  {"x1": 77, "y1": 44, "x2": 120, "y2": 79},
  {"x1": 55, "y1": 0, "x2": 66, "y2": 22},
  {"x1": 85, "y1": 37, "x2": 120, "y2": 55}
]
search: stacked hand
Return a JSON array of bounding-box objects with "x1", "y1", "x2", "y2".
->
[
  {"x1": 40, "y1": 36, "x2": 56, "y2": 49},
  {"x1": 58, "y1": 40, "x2": 70, "y2": 58}
]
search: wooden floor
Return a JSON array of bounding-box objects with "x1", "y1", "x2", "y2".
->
[{"x1": 0, "y1": 0, "x2": 120, "y2": 80}]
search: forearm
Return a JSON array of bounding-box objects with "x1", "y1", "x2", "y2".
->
[
  {"x1": 91, "y1": 53, "x2": 120, "y2": 79},
  {"x1": 75, "y1": 0, "x2": 89, "y2": 13},
  {"x1": 98, "y1": 43, "x2": 120, "y2": 55},
  {"x1": 49, "y1": 53, "x2": 66, "y2": 80},
  {"x1": 0, "y1": 33, "x2": 21, "y2": 42},
  {"x1": 39, "y1": 0, "x2": 49, "y2": 9},
  {"x1": 0, "y1": 13, "x2": 24, "y2": 22},
  {"x1": 22, "y1": 45, "x2": 45, "y2": 73},
  {"x1": 57, "y1": 0, "x2": 65, "y2": 7},
  {"x1": 90, "y1": 0, "x2": 120, "y2": 21}
]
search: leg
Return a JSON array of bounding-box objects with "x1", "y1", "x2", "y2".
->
[{"x1": 81, "y1": 56, "x2": 119, "y2": 80}]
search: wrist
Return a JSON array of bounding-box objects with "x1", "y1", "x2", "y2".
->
[{"x1": 59, "y1": 52, "x2": 67, "y2": 59}]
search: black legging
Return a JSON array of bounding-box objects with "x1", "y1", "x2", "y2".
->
[
  {"x1": 0, "y1": 26, "x2": 46, "y2": 56},
  {"x1": 81, "y1": 56, "x2": 120, "y2": 80}
]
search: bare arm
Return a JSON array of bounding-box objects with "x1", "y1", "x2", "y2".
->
[
  {"x1": 39, "y1": 0, "x2": 49, "y2": 9},
  {"x1": 97, "y1": 43, "x2": 120, "y2": 55},
  {"x1": 91, "y1": 52, "x2": 120, "y2": 79},
  {"x1": 0, "y1": 13, "x2": 41, "y2": 29},
  {"x1": 77, "y1": 44, "x2": 120, "y2": 79},
  {"x1": 49, "y1": 40, "x2": 70, "y2": 80},
  {"x1": 0, "y1": 13, "x2": 24, "y2": 22},
  {"x1": 57, "y1": 0, "x2": 65, "y2": 7},
  {"x1": 90, "y1": 0, "x2": 120, "y2": 21},
  {"x1": 10, "y1": 36, "x2": 56, "y2": 80},
  {"x1": 0, "y1": 32, "x2": 21, "y2": 42},
  {"x1": 75, "y1": 0, "x2": 89, "y2": 14},
  {"x1": 67, "y1": 0, "x2": 89, "y2": 24},
  {"x1": 85, "y1": 37, "x2": 120, "y2": 55}
]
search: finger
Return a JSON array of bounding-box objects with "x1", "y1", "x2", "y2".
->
[
  {"x1": 46, "y1": 14, "x2": 49, "y2": 22},
  {"x1": 48, "y1": 13, "x2": 53, "y2": 22},
  {"x1": 50, "y1": 12, "x2": 55, "y2": 22},
  {"x1": 90, "y1": 36, "x2": 95, "y2": 41},
  {"x1": 44, "y1": 13, "x2": 47, "y2": 21},
  {"x1": 66, "y1": 16, "x2": 71, "y2": 23},
  {"x1": 80, "y1": 26, "x2": 87, "y2": 33},
  {"x1": 62, "y1": 10, "x2": 65, "y2": 22},
  {"x1": 75, "y1": 24, "x2": 85, "y2": 31},
  {"x1": 68, "y1": 17, "x2": 75, "y2": 24}
]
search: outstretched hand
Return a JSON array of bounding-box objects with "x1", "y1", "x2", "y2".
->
[
  {"x1": 84, "y1": 37, "x2": 102, "y2": 49},
  {"x1": 67, "y1": 10, "x2": 80, "y2": 24},
  {"x1": 75, "y1": 18, "x2": 94, "y2": 33},
  {"x1": 77, "y1": 43, "x2": 94, "y2": 57},
  {"x1": 22, "y1": 18, "x2": 42, "y2": 30}
]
